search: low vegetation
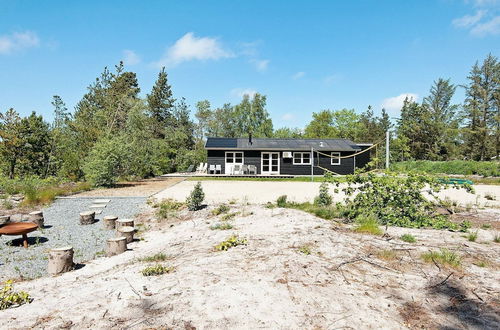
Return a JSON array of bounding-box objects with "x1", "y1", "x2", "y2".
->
[
  {"x1": 210, "y1": 222, "x2": 234, "y2": 230},
  {"x1": 297, "y1": 244, "x2": 312, "y2": 255},
  {"x1": 314, "y1": 182, "x2": 333, "y2": 206},
  {"x1": 400, "y1": 234, "x2": 417, "y2": 243},
  {"x1": 276, "y1": 195, "x2": 288, "y2": 207},
  {"x1": 353, "y1": 214, "x2": 383, "y2": 235},
  {"x1": 186, "y1": 182, "x2": 205, "y2": 211},
  {"x1": 214, "y1": 235, "x2": 247, "y2": 251},
  {"x1": 494, "y1": 234, "x2": 500, "y2": 243},
  {"x1": 141, "y1": 264, "x2": 174, "y2": 276},
  {"x1": 376, "y1": 249, "x2": 398, "y2": 261},
  {"x1": 221, "y1": 212, "x2": 239, "y2": 221},
  {"x1": 391, "y1": 160, "x2": 499, "y2": 177},
  {"x1": 467, "y1": 231, "x2": 478, "y2": 242},
  {"x1": 153, "y1": 199, "x2": 185, "y2": 219},
  {"x1": 140, "y1": 253, "x2": 168, "y2": 262},
  {"x1": 421, "y1": 249, "x2": 461, "y2": 268},
  {"x1": 211, "y1": 204, "x2": 230, "y2": 216},
  {"x1": 0, "y1": 280, "x2": 31, "y2": 310}
]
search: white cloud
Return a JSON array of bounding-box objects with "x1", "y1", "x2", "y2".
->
[
  {"x1": 250, "y1": 59, "x2": 269, "y2": 72},
  {"x1": 452, "y1": 10, "x2": 487, "y2": 28},
  {"x1": 470, "y1": 15, "x2": 500, "y2": 35},
  {"x1": 122, "y1": 50, "x2": 141, "y2": 65},
  {"x1": 381, "y1": 93, "x2": 419, "y2": 113},
  {"x1": 0, "y1": 31, "x2": 40, "y2": 55},
  {"x1": 292, "y1": 71, "x2": 305, "y2": 80},
  {"x1": 324, "y1": 74, "x2": 341, "y2": 84},
  {"x1": 281, "y1": 113, "x2": 295, "y2": 121},
  {"x1": 155, "y1": 32, "x2": 233, "y2": 67},
  {"x1": 231, "y1": 88, "x2": 257, "y2": 98}
]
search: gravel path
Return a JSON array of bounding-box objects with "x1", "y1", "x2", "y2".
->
[{"x1": 0, "y1": 197, "x2": 146, "y2": 281}]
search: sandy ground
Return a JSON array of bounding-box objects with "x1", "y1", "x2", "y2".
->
[
  {"x1": 1, "y1": 204, "x2": 499, "y2": 329},
  {"x1": 153, "y1": 180, "x2": 500, "y2": 207},
  {"x1": 73, "y1": 177, "x2": 183, "y2": 197}
]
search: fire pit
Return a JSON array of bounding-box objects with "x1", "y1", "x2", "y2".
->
[{"x1": 0, "y1": 222, "x2": 38, "y2": 248}]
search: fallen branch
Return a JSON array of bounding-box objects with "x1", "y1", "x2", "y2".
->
[{"x1": 427, "y1": 272, "x2": 453, "y2": 289}]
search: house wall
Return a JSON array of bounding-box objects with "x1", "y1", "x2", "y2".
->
[{"x1": 207, "y1": 149, "x2": 371, "y2": 175}]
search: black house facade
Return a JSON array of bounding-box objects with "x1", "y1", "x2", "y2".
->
[{"x1": 205, "y1": 137, "x2": 372, "y2": 175}]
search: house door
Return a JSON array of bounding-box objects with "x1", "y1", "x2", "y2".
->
[
  {"x1": 261, "y1": 152, "x2": 280, "y2": 175},
  {"x1": 225, "y1": 151, "x2": 244, "y2": 174}
]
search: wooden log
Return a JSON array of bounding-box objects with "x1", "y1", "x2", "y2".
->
[
  {"x1": 103, "y1": 215, "x2": 118, "y2": 230},
  {"x1": 116, "y1": 226, "x2": 135, "y2": 243},
  {"x1": 48, "y1": 246, "x2": 74, "y2": 275},
  {"x1": 106, "y1": 237, "x2": 127, "y2": 256},
  {"x1": 0, "y1": 215, "x2": 10, "y2": 226},
  {"x1": 115, "y1": 218, "x2": 134, "y2": 230},
  {"x1": 28, "y1": 211, "x2": 44, "y2": 228},
  {"x1": 79, "y1": 211, "x2": 95, "y2": 225}
]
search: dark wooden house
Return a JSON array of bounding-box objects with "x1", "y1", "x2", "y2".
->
[{"x1": 205, "y1": 137, "x2": 372, "y2": 175}]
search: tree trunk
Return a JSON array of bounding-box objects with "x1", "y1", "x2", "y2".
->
[
  {"x1": 79, "y1": 211, "x2": 95, "y2": 225},
  {"x1": 115, "y1": 219, "x2": 134, "y2": 230},
  {"x1": 103, "y1": 215, "x2": 118, "y2": 230},
  {"x1": 28, "y1": 211, "x2": 44, "y2": 228},
  {"x1": 116, "y1": 226, "x2": 135, "y2": 243},
  {"x1": 106, "y1": 237, "x2": 127, "y2": 256},
  {"x1": 48, "y1": 246, "x2": 74, "y2": 275}
]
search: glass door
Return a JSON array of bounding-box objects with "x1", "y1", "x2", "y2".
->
[{"x1": 261, "y1": 152, "x2": 280, "y2": 175}]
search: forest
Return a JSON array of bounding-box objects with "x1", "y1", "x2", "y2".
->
[{"x1": 0, "y1": 54, "x2": 499, "y2": 187}]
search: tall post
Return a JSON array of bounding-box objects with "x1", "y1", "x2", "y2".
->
[
  {"x1": 385, "y1": 130, "x2": 390, "y2": 169},
  {"x1": 311, "y1": 146, "x2": 314, "y2": 182}
]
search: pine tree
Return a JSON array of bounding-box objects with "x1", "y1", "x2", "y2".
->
[
  {"x1": 147, "y1": 67, "x2": 175, "y2": 138},
  {"x1": 0, "y1": 108, "x2": 22, "y2": 178}
]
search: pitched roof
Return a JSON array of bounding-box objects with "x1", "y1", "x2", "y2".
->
[{"x1": 205, "y1": 137, "x2": 363, "y2": 151}]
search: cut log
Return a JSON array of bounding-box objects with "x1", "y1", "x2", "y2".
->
[
  {"x1": 79, "y1": 211, "x2": 95, "y2": 225},
  {"x1": 116, "y1": 226, "x2": 135, "y2": 243},
  {"x1": 28, "y1": 211, "x2": 44, "y2": 228},
  {"x1": 47, "y1": 246, "x2": 74, "y2": 275},
  {"x1": 115, "y1": 219, "x2": 134, "y2": 230},
  {"x1": 0, "y1": 215, "x2": 10, "y2": 226},
  {"x1": 103, "y1": 215, "x2": 118, "y2": 230},
  {"x1": 106, "y1": 237, "x2": 127, "y2": 256}
]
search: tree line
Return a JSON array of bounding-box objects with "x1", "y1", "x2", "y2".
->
[{"x1": 0, "y1": 54, "x2": 498, "y2": 185}]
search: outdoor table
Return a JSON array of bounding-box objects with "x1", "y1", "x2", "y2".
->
[{"x1": 0, "y1": 222, "x2": 38, "y2": 248}]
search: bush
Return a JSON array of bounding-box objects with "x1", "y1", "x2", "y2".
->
[
  {"x1": 141, "y1": 264, "x2": 174, "y2": 276},
  {"x1": 353, "y1": 213, "x2": 383, "y2": 235},
  {"x1": 212, "y1": 204, "x2": 230, "y2": 216},
  {"x1": 0, "y1": 280, "x2": 31, "y2": 310},
  {"x1": 186, "y1": 182, "x2": 205, "y2": 211},
  {"x1": 210, "y1": 222, "x2": 234, "y2": 230},
  {"x1": 314, "y1": 182, "x2": 332, "y2": 206},
  {"x1": 155, "y1": 199, "x2": 185, "y2": 219},
  {"x1": 214, "y1": 235, "x2": 247, "y2": 251},
  {"x1": 400, "y1": 234, "x2": 416, "y2": 243},
  {"x1": 391, "y1": 160, "x2": 499, "y2": 177},
  {"x1": 421, "y1": 249, "x2": 461, "y2": 268},
  {"x1": 276, "y1": 195, "x2": 288, "y2": 207},
  {"x1": 82, "y1": 136, "x2": 126, "y2": 187}
]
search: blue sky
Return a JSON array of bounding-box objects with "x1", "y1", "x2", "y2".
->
[{"x1": 1, "y1": 0, "x2": 499, "y2": 128}]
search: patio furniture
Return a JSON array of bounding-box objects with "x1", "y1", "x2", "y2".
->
[
  {"x1": 241, "y1": 164, "x2": 249, "y2": 174},
  {"x1": 215, "y1": 164, "x2": 222, "y2": 174},
  {"x1": 209, "y1": 164, "x2": 216, "y2": 174},
  {"x1": 196, "y1": 162, "x2": 203, "y2": 173},
  {"x1": 0, "y1": 222, "x2": 38, "y2": 248},
  {"x1": 233, "y1": 164, "x2": 242, "y2": 175},
  {"x1": 186, "y1": 164, "x2": 194, "y2": 173},
  {"x1": 202, "y1": 163, "x2": 208, "y2": 173},
  {"x1": 248, "y1": 165, "x2": 257, "y2": 175}
]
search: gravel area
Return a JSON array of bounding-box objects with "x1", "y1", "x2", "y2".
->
[{"x1": 0, "y1": 197, "x2": 146, "y2": 281}]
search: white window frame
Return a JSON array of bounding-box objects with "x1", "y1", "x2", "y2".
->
[
  {"x1": 225, "y1": 151, "x2": 244, "y2": 164},
  {"x1": 293, "y1": 152, "x2": 311, "y2": 165},
  {"x1": 331, "y1": 152, "x2": 341, "y2": 165}
]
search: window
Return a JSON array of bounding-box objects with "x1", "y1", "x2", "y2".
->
[
  {"x1": 293, "y1": 152, "x2": 311, "y2": 165},
  {"x1": 331, "y1": 152, "x2": 341, "y2": 165},
  {"x1": 226, "y1": 152, "x2": 243, "y2": 164}
]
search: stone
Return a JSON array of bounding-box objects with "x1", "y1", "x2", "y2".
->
[{"x1": 90, "y1": 204, "x2": 107, "y2": 209}]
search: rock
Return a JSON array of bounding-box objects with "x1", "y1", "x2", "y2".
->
[{"x1": 10, "y1": 195, "x2": 24, "y2": 202}]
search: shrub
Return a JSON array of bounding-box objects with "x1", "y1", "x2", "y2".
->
[
  {"x1": 391, "y1": 160, "x2": 499, "y2": 177},
  {"x1": 421, "y1": 249, "x2": 461, "y2": 268},
  {"x1": 141, "y1": 264, "x2": 174, "y2": 276},
  {"x1": 214, "y1": 235, "x2": 247, "y2": 251},
  {"x1": 140, "y1": 253, "x2": 168, "y2": 262},
  {"x1": 210, "y1": 222, "x2": 234, "y2": 230},
  {"x1": 353, "y1": 213, "x2": 383, "y2": 235},
  {"x1": 298, "y1": 244, "x2": 312, "y2": 255},
  {"x1": 186, "y1": 182, "x2": 205, "y2": 211},
  {"x1": 276, "y1": 195, "x2": 288, "y2": 207},
  {"x1": 82, "y1": 136, "x2": 127, "y2": 187},
  {"x1": 0, "y1": 280, "x2": 31, "y2": 310},
  {"x1": 212, "y1": 204, "x2": 230, "y2": 216},
  {"x1": 400, "y1": 234, "x2": 416, "y2": 243},
  {"x1": 467, "y1": 231, "x2": 478, "y2": 242},
  {"x1": 314, "y1": 182, "x2": 332, "y2": 206},
  {"x1": 221, "y1": 212, "x2": 239, "y2": 221},
  {"x1": 155, "y1": 199, "x2": 184, "y2": 219}
]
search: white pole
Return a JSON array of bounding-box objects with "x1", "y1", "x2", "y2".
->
[
  {"x1": 385, "y1": 130, "x2": 390, "y2": 169},
  {"x1": 311, "y1": 146, "x2": 314, "y2": 182}
]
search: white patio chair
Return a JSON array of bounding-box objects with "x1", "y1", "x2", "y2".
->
[
  {"x1": 248, "y1": 165, "x2": 257, "y2": 175},
  {"x1": 202, "y1": 163, "x2": 208, "y2": 173},
  {"x1": 233, "y1": 164, "x2": 242, "y2": 175},
  {"x1": 215, "y1": 164, "x2": 222, "y2": 174},
  {"x1": 196, "y1": 162, "x2": 203, "y2": 173},
  {"x1": 209, "y1": 164, "x2": 216, "y2": 174}
]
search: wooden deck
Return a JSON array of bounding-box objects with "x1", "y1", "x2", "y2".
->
[{"x1": 161, "y1": 173, "x2": 295, "y2": 179}]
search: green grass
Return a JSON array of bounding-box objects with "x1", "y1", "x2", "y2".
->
[
  {"x1": 140, "y1": 253, "x2": 168, "y2": 262},
  {"x1": 494, "y1": 234, "x2": 500, "y2": 243},
  {"x1": 187, "y1": 176, "x2": 341, "y2": 182},
  {"x1": 353, "y1": 214, "x2": 383, "y2": 235},
  {"x1": 276, "y1": 200, "x2": 341, "y2": 220},
  {"x1": 211, "y1": 204, "x2": 230, "y2": 216},
  {"x1": 467, "y1": 231, "x2": 478, "y2": 242},
  {"x1": 221, "y1": 212, "x2": 239, "y2": 221},
  {"x1": 400, "y1": 234, "x2": 417, "y2": 243},
  {"x1": 421, "y1": 249, "x2": 461, "y2": 268},
  {"x1": 154, "y1": 199, "x2": 185, "y2": 219},
  {"x1": 391, "y1": 160, "x2": 499, "y2": 177},
  {"x1": 214, "y1": 235, "x2": 247, "y2": 251},
  {"x1": 210, "y1": 222, "x2": 234, "y2": 230},
  {"x1": 141, "y1": 264, "x2": 174, "y2": 276}
]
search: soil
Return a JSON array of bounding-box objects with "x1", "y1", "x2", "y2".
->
[{"x1": 71, "y1": 177, "x2": 184, "y2": 197}]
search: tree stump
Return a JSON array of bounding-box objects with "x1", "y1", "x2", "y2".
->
[
  {"x1": 116, "y1": 226, "x2": 135, "y2": 243},
  {"x1": 28, "y1": 211, "x2": 44, "y2": 228},
  {"x1": 115, "y1": 219, "x2": 134, "y2": 230},
  {"x1": 48, "y1": 246, "x2": 74, "y2": 275},
  {"x1": 79, "y1": 211, "x2": 95, "y2": 225},
  {"x1": 106, "y1": 237, "x2": 127, "y2": 256},
  {"x1": 103, "y1": 215, "x2": 118, "y2": 230},
  {"x1": 0, "y1": 215, "x2": 10, "y2": 226}
]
